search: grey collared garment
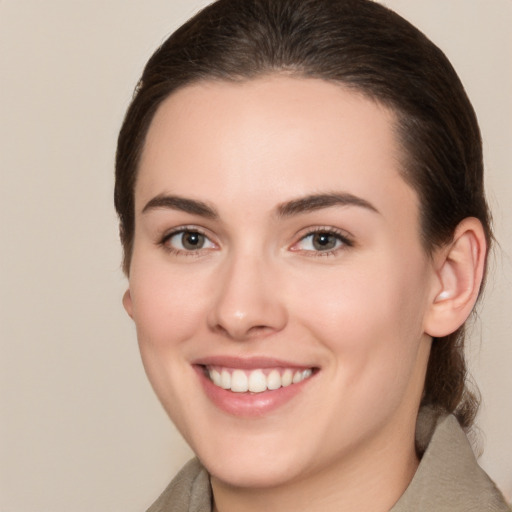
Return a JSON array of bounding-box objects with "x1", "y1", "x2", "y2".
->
[{"x1": 146, "y1": 408, "x2": 511, "y2": 512}]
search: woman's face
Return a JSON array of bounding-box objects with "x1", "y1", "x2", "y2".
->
[{"x1": 124, "y1": 77, "x2": 435, "y2": 488}]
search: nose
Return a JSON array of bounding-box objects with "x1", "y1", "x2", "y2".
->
[{"x1": 207, "y1": 252, "x2": 288, "y2": 341}]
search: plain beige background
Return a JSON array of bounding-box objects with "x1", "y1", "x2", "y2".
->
[{"x1": 1, "y1": 1, "x2": 511, "y2": 510}]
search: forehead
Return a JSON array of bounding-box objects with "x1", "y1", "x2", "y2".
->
[{"x1": 137, "y1": 76, "x2": 417, "y2": 221}]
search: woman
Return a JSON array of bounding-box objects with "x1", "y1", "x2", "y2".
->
[{"x1": 115, "y1": 0, "x2": 510, "y2": 510}]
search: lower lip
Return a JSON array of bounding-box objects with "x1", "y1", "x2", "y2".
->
[{"x1": 195, "y1": 366, "x2": 313, "y2": 417}]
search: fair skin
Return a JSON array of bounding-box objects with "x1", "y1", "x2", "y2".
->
[{"x1": 123, "y1": 76, "x2": 486, "y2": 512}]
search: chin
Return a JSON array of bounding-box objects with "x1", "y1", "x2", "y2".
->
[
  {"x1": 186, "y1": 426, "x2": 311, "y2": 489},
  {"x1": 204, "y1": 454, "x2": 304, "y2": 489}
]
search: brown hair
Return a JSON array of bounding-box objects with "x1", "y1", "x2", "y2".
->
[{"x1": 115, "y1": 0, "x2": 492, "y2": 428}]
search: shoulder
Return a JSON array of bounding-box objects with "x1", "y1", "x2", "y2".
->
[
  {"x1": 146, "y1": 458, "x2": 212, "y2": 512},
  {"x1": 392, "y1": 408, "x2": 511, "y2": 511}
]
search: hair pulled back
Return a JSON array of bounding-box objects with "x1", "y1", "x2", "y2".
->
[{"x1": 115, "y1": 0, "x2": 492, "y2": 428}]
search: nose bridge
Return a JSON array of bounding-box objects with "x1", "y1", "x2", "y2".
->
[{"x1": 208, "y1": 246, "x2": 287, "y2": 340}]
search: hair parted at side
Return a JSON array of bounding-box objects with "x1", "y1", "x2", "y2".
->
[{"x1": 115, "y1": 0, "x2": 492, "y2": 428}]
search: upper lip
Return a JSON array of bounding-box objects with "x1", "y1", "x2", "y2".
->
[{"x1": 191, "y1": 355, "x2": 316, "y2": 370}]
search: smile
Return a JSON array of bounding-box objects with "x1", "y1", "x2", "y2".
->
[
  {"x1": 194, "y1": 358, "x2": 318, "y2": 416},
  {"x1": 205, "y1": 366, "x2": 314, "y2": 393}
]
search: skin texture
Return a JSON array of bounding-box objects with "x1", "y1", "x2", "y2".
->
[{"x1": 123, "y1": 77, "x2": 486, "y2": 512}]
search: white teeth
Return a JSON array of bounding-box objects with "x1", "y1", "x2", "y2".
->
[
  {"x1": 281, "y1": 369, "x2": 293, "y2": 387},
  {"x1": 220, "y1": 369, "x2": 231, "y2": 389},
  {"x1": 248, "y1": 369, "x2": 267, "y2": 393},
  {"x1": 292, "y1": 368, "x2": 313, "y2": 383},
  {"x1": 211, "y1": 369, "x2": 222, "y2": 387},
  {"x1": 267, "y1": 369, "x2": 282, "y2": 390},
  {"x1": 302, "y1": 369, "x2": 313, "y2": 380},
  {"x1": 231, "y1": 369, "x2": 249, "y2": 392},
  {"x1": 208, "y1": 367, "x2": 314, "y2": 393}
]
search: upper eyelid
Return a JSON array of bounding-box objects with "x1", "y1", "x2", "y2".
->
[
  {"x1": 161, "y1": 225, "x2": 212, "y2": 241},
  {"x1": 295, "y1": 226, "x2": 354, "y2": 242},
  {"x1": 157, "y1": 225, "x2": 354, "y2": 250},
  {"x1": 288, "y1": 226, "x2": 355, "y2": 255},
  {"x1": 159, "y1": 227, "x2": 218, "y2": 256},
  {"x1": 157, "y1": 226, "x2": 217, "y2": 252}
]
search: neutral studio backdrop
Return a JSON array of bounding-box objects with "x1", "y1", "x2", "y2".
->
[{"x1": 1, "y1": 1, "x2": 511, "y2": 510}]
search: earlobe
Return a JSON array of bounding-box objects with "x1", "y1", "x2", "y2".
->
[
  {"x1": 424, "y1": 217, "x2": 487, "y2": 338},
  {"x1": 122, "y1": 289, "x2": 134, "y2": 319}
]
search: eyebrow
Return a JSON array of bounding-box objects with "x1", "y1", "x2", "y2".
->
[
  {"x1": 141, "y1": 191, "x2": 378, "y2": 219},
  {"x1": 142, "y1": 194, "x2": 218, "y2": 219},
  {"x1": 277, "y1": 192, "x2": 379, "y2": 217}
]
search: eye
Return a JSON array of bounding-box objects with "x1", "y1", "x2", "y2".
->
[
  {"x1": 291, "y1": 229, "x2": 352, "y2": 254},
  {"x1": 163, "y1": 229, "x2": 216, "y2": 253}
]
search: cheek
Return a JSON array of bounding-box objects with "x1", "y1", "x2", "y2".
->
[
  {"x1": 288, "y1": 253, "x2": 430, "y2": 377},
  {"x1": 127, "y1": 258, "x2": 214, "y2": 427},
  {"x1": 290, "y1": 264, "x2": 430, "y2": 431},
  {"x1": 128, "y1": 257, "x2": 211, "y2": 352}
]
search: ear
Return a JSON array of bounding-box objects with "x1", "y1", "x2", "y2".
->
[
  {"x1": 424, "y1": 217, "x2": 487, "y2": 337},
  {"x1": 122, "y1": 288, "x2": 134, "y2": 319}
]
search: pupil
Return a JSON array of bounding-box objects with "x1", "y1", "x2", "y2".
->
[
  {"x1": 313, "y1": 233, "x2": 336, "y2": 250},
  {"x1": 183, "y1": 232, "x2": 204, "y2": 250}
]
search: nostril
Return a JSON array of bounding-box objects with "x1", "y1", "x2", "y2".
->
[
  {"x1": 247, "y1": 325, "x2": 272, "y2": 335},
  {"x1": 210, "y1": 323, "x2": 276, "y2": 341},
  {"x1": 206, "y1": 280, "x2": 288, "y2": 340},
  {"x1": 212, "y1": 324, "x2": 229, "y2": 337}
]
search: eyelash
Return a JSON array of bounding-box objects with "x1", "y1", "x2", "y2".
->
[
  {"x1": 158, "y1": 226, "x2": 354, "y2": 257},
  {"x1": 291, "y1": 227, "x2": 354, "y2": 257},
  {"x1": 159, "y1": 226, "x2": 217, "y2": 256}
]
